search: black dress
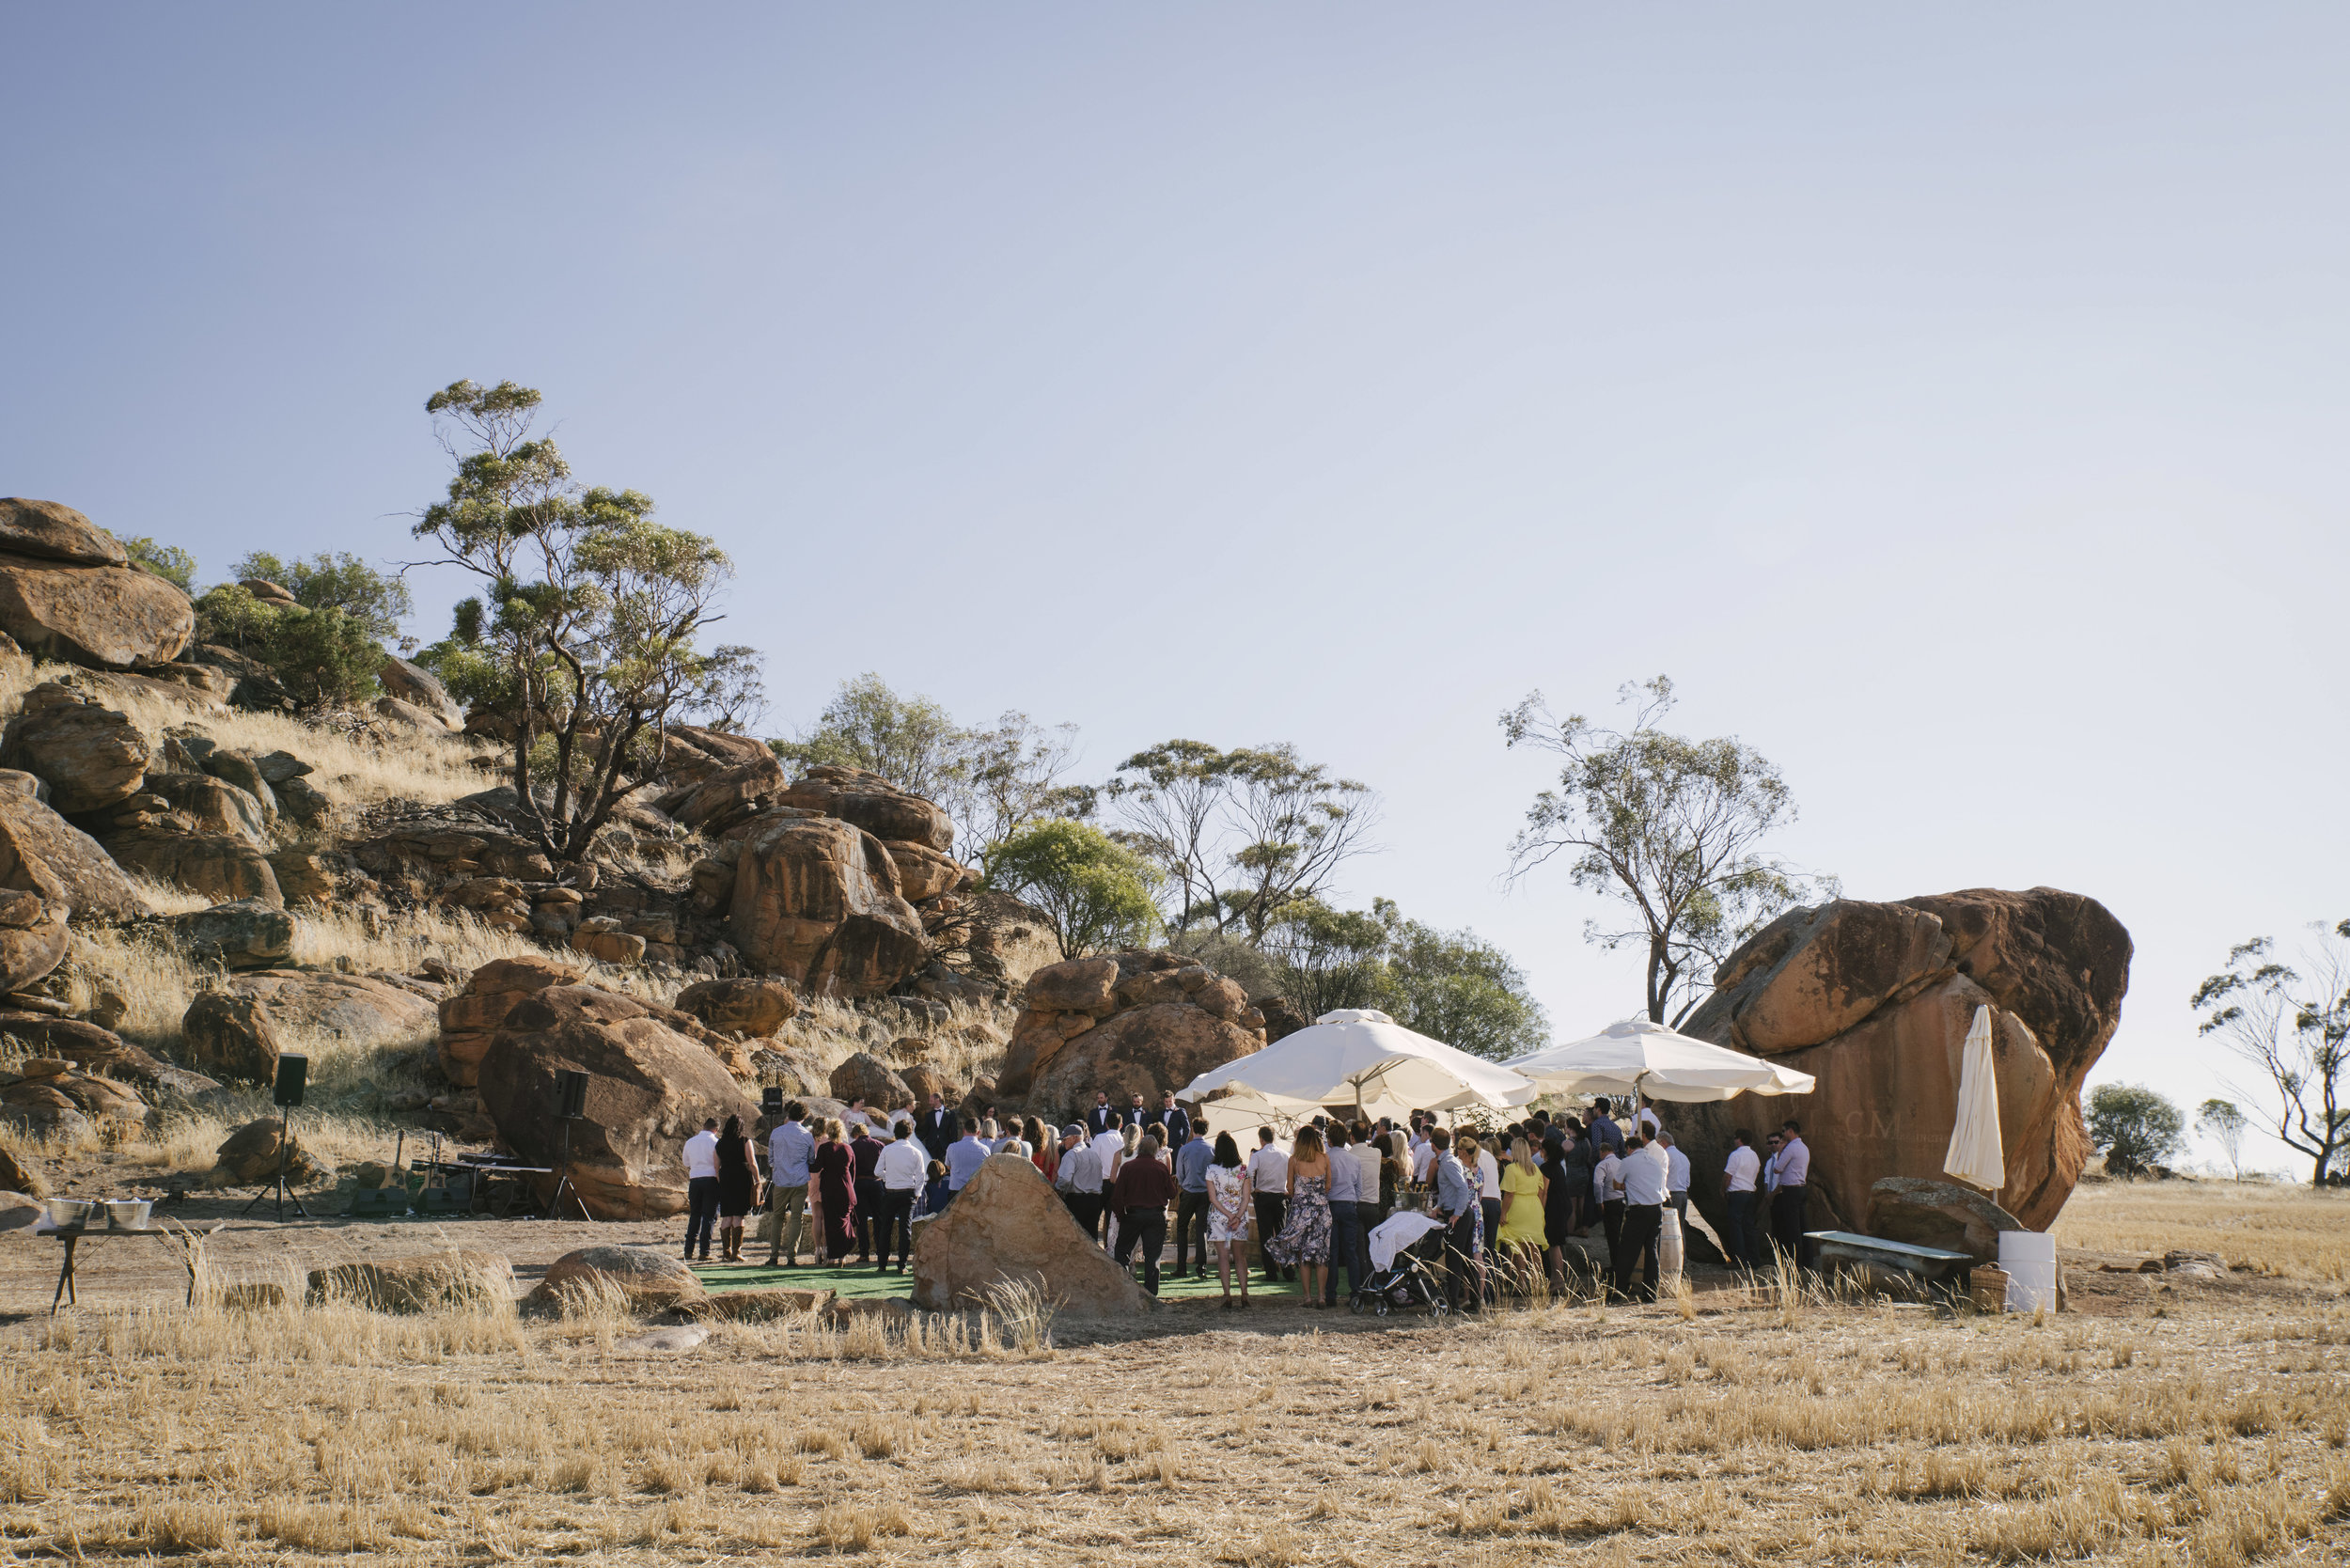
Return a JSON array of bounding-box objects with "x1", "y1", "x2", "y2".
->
[{"x1": 717, "y1": 1136, "x2": 760, "y2": 1217}]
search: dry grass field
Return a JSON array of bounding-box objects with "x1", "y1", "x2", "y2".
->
[{"x1": 0, "y1": 1181, "x2": 2343, "y2": 1565}]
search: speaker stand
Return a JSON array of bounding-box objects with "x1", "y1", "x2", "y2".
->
[
  {"x1": 241, "y1": 1111, "x2": 312, "y2": 1221},
  {"x1": 544, "y1": 1118, "x2": 592, "y2": 1222}
]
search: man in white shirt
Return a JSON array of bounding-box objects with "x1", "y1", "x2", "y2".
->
[
  {"x1": 1247, "y1": 1128, "x2": 1290, "y2": 1282},
  {"x1": 1612, "y1": 1132, "x2": 1669, "y2": 1302},
  {"x1": 765, "y1": 1102, "x2": 816, "y2": 1267},
  {"x1": 1635, "y1": 1096, "x2": 1663, "y2": 1138},
  {"x1": 1590, "y1": 1145, "x2": 1624, "y2": 1264},
  {"x1": 1772, "y1": 1119, "x2": 1813, "y2": 1268},
  {"x1": 1054, "y1": 1124, "x2": 1106, "y2": 1246},
  {"x1": 1088, "y1": 1115, "x2": 1126, "y2": 1246},
  {"x1": 1722, "y1": 1130, "x2": 1762, "y2": 1266},
  {"x1": 871, "y1": 1121, "x2": 927, "y2": 1274},
  {"x1": 682, "y1": 1119, "x2": 720, "y2": 1262},
  {"x1": 1658, "y1": 1131, "x2": 1691, "y2": 1243},
  {"x1": 1410, "y1": 1124, "x2": 1437, "y2": 1184}
]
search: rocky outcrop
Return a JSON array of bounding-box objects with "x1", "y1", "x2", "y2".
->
[
  {"x1": 351, "y1": 810, "x2": 555, "y2": 890},
  {"x1": 165, "y1": 900, "x2": 294, "y2": 970},
  {"x1": 0, "y1": 1142, "x2": 46, "y2": 1198},
  {"x1": 997, "y1": 949, "x2": 1267, "y2": 1109},
  {"x1": 655, "y1": 753, "x2": 787, "y2": 835},
  {"x1": 475, "y1": 983, "x2": 759, "y2": 1219},
  {"x1": 212, "y1": 1117, "x2": 328, "y2": 1185},
  {"x1": 777, "y1": 764, "x2": 953, "y2": 853},
  {"x1": 910, "y1": 1152, "x2": 1156, "y2": 1316},
  {"x1": 2, "y1": 1057, "x2": 149, "y2": 1137},
  {"x1": 672, "y1": 977, "x2": 798, "y2": 1038},
  {"x1": 228, "y1": 969, "x2": 439, "y2": 1047},
  {"x1": 0, "y1": 499, "x2": 129, "y2": 565},
  {"x1": 1679, "y1": 886, "x2": 2131, "y2": 1237},
  {"x1": 1255, "y1": 995, "x2": 1312, "y2": 1043},
  {"x1": 436, "y1": 956, "x2": 585, "y2": 1087},
  {"x1": 0, "y1": 523, "x2": 195, "y2": 668},
  {"x1": 0, "y1": 803, "x2": 71, "y2": 995},
  {"x1": 828, "y1": 1050, "x2": 911, "y2": 1107},
  {"x1": 378, "y1": 655, "x2": 465, "y2": 729},
  {"x1": 0, "y1": 1014, "x2": 218, "y2": 1101},
  {"x1": 102, "y1": 828, "x2": 283, "y2": 905},
  {"x1": 1, "y1": 684, "x2": 149, "y2": 813},
  {"x1": 657, "y1": 726, "x2": 776, "y2": 791},
  {"x1": 727, "y1": 813, "x2": 927, "y2": 997},
  {"x1": 0, "y1": 791, "x2": 145, "y2": 922},
  {"x1": 181, "y1": 991, "x2": 282, "y2": 1082}
]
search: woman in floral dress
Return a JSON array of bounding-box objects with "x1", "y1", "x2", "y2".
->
[
  {"x1": 1204, "y1": 1132, "x2": 1253, "y2": 1309},
  {"x1": 1267, "y1": 1124, "x2": 1332, "y2": 1306}
]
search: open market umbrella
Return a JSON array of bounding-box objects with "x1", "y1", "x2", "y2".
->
[
  {"x1": 1183, "y1": 1009, "x2": 1540, "y2": 1118},
  {"x1": 1502, "y1": 1017, "x2": 1816, "y2": 1103},
  {"x1": 1942, "y1": 1004, "x2": 2006, "y2": 1192}
]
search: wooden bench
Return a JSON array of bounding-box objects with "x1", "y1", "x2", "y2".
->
[{"x1": 1805, "y1": 1230, "x2": 1973, "y2": 1297}]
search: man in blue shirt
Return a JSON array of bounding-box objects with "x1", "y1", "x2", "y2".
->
[
  {"x1": 1172, "y1": 1122, "x2": 1214, "y2": 1278},
  {"x1": 942, "y1": 1124, "x2": 992, "y2": 1211},
  {"x1": 1585, "y1": 1098, "x2": 1625, "y2": 1157},
  {"x1": 1429, "y1": 1127, "x2": 1483, "y2": 1312},
  {"x1": 764, "y1": 1101, "x2": 814, "y2": 1267}
]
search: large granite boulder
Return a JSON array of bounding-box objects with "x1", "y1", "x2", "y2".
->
[
  {"x1": 436, "y1": 956, "x2": 585, "y2": 1087},
  {"x1": 884, "y1": 839, "x2": 967, "y2": 902},
  {"x1": 228, "y1": 969, "x2": 439, "y2": 1047},
  {"x1": 727, "y1": 813, "x2": 928, "y2": 997},
  {"x1": 0, "y1": 790, "x2": 145, "y2": 922},
  {"x1": 180, "y1": 991, "x2": 282, "y2": 1082},
  {"x1": 139, "y1": 774, "x2": 271, "y2": 845},
  {"x1": 1, "y1": 685, "x2": 149, "y2": 812},
  {"x1": 0, "y1": 547, "x2": 195, "y2": 668},
  {"x1": 1679, "y1": 886, "x2": 2131, "y2": 1236},
  {"x1": 102, "y1": 828, "x2": 283, "y2": 905},
  {"x1": 778, "y1": 764, "x2": 954, "y2": 853},
  {"x1": 0, "y1": 1014, "x2": 218, "y2": 1101},
  {"x1": 910, "y1": 1152, "x2": 1156, "y2": 1316},
  {"x1": 475, "y1": 984, "x2": 759, "y2": 1219},
  {"x1": 672, "y1": 976, "x2": 799, "y2": 1038},
  {"x1": 655, "y1": 753, "x2": 787, "y2": 835},
  {"x1": 350, "y1": 812, "x2": 554, "y2": 889},
  {"x1": 308, "y1": 1251, "x2": 512, "y2": 1311},
  {"x1": 211, "y1": 1117, "x2": 329, "y2": 1185},
  {"x1": 0, "y1": 1141, "x2": 47, "y2": 1198},
  {"x1": 525, "y1": 1245, "x2": 706, "y2": 1310},
  {"x1": 165, "y1": 900, "x2": 295, "y2": 969},
  {"x1": 1865, "y1": 1177, "x2": 2026, "y2": 1264},
  {"x1": 0, "y1": 499, "x2": 130, "y2": 566},
  {"x1": 2, "y1": 1058, "x2": 149, "y2": 1136},
  {"x1": 377, "y1": 655, "x2": 464, "y2": 729},
  {"x1": 0, "y1": 806, "x2": 71, "y2": 994},
  {"x1": 654, "y1": 726, "x2": 776, "y2": 791},
  {"x1": 998, "y1": 949, "x2": 1266, "y2": 1108},
  {"x1": 829, "y1": 1050, "x2": 911, "y2": 1107}
]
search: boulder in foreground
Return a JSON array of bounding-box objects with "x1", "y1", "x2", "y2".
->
[
  {"x1": 1865, "y1": 1176, "x2": 2026, "y2": 1264},
  {"x1": 525, "y1": 1245, "x2": 707, "y2": 1310},
  {"x1": 308, "y1": 1250, "x2": 513, "y2": 1311},
  {"x1": 910, "y1": 1152, "x2": 1156, "y2": 1317}
]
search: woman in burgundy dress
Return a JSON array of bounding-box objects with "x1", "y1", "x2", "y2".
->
[{"x1": 810, "y1": 1119, "x2": 858, "y2": 1262}]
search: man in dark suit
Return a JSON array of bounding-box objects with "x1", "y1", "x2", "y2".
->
[
  {"x1": 916, "y1": 1092, "x2": 960, "y2": 1163},
  {"x1": 1086, "y1": 1093, "x2": 1116, "y2": 1137},
  {"x1": 1131, "y1": 1091, "x2": 1159, "y2": 1134},
  {"x1": 1159, "y1": 1091, "x2": 1191, "y2": 1148}
]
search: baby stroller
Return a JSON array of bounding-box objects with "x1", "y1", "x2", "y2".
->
[{"x1": 1351, "y1": 1212, "x2": 1451, "y2": 1319}]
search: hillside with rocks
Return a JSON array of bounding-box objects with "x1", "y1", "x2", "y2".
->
[{"x1": 1, "y1": 496, "x2": 1279, "y2": 1217}]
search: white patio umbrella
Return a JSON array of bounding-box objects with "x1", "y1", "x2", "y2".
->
[
  {"x1": 1502, "y1": 1017, "x2": 1816, "y2": 1103},
  {"x1": 1183, "y1": 1009, "x2": 1540, "y2": 1118},
  {"x1": 1942, "y1": 1004, "x2": 2006, "y2": 1192}
]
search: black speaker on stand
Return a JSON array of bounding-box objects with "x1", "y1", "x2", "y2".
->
[
  {"x1": 243, "y1": 1053, "x2": 311, "y2": 1220},
  {"x1": 545, "y1": 1069, "x2": 594, "y2": 1222}
]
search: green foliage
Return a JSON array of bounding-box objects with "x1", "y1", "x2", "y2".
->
[
  {"x1": 117, "y1": 536, "x2": 196, "y2": 591},
  {"x1": 1261, "y1": 897, "x2": 1549, "y2": 1060},
  {"x1": 192, "y1": 584, "x2": 383, "y2": 708},
  {"x1": 2192, "y1": 921, "x2": 2350, "y2": 1186},
  {"x1": 232, "y1": 551, "x2": 413, "y2": 639},
  {"x1": 1502, "y1": 675, "x2": 1834, "y2": 1026},
  {"x1": 412, "y1": 379, "x2": 758, "y2": 861},
  {"x1": 1107, "y1": 739, "x2": 1378, "y2": 941},
  {"x1": 985, "y1": 821, "x2": 1162, "y2": 959},
  {"x1": 2084, "y1": 1083, "x2": 2186, "y2": 1176},
  {"x1": 774, "y1": 676, "x2": 1088, "y2": 870},
  {"x1": 2195, "y1": 1098, "x2": 2248, "y2": 1179}
]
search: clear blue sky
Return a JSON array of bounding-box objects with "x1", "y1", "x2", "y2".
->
[{"x1": 6, "y1": 7, "x2": 2345, "y2": 1174}]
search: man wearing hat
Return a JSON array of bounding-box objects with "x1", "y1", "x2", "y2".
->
[{"x1": 1052, "y1": 1123, "x2": 1105, "y2": 1245}]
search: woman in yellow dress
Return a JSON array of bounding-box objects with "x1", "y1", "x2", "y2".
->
[{"x1": 1496, "y1": 1135, "x2": 1549, "y2": 1267}]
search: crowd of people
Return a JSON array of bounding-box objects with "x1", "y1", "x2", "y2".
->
[{"x1": 676, "y1": 1089, "x2": 1817, "y2": 1308}]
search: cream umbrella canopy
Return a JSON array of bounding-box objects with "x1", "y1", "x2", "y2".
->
[
  {"x1": 1182, "y1": 1009, "x2": 1540, "y2": 1118},
  {"x1": 1503, "y1": 1017, "x2": 1816, "y2": 1103},
  {"x1": 1942, "y1": 1004, "x2": 2006, "y2": 1192}
]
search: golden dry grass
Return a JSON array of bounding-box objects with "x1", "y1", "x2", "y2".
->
[
  {"x1": 0, "y1": 1184, "x2": 2342, "y2": 1564},
  {"x1": 2055, "y1": 1180, "x2": 2350, "y2": 1285}
]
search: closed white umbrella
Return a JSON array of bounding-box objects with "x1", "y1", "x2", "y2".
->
[
  {"x1": 1503, "y1": 1017, "x2": 1815, "y2": 1103},
  {"x1": 1183, "y1": 1009, "x2": 1539, "y2": 1117},
  {"x1": 1943, "y1": 1004, "x2": 2005, "y2": 1192}
]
